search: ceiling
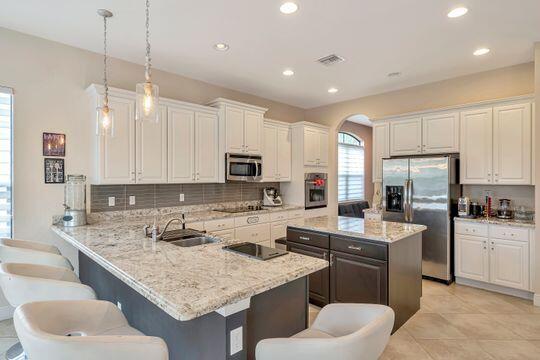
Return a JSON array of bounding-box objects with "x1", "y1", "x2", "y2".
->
[{"x1": 1, "y1": 0, "x2": 539, "y2": 109}]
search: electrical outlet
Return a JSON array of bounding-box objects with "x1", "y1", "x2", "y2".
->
[
  {"x1": 108, "y1": 197, "x2": 115, "y2": 207},
  {"x1": 230, "y1": 326, "x2": 243, "y2": 355},
  {"x1": 129, "y1": 195, "x2": 136, "y2": 205},
  {"x1": 179, "y1": 193, "x2": 185, "y2": 202},
  {"x1": 116, "y1": 301, "x2": 122, "y2": 311}
]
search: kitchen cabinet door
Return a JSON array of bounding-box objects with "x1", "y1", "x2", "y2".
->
[
  {"x1": 390, "y1": 118, "x2": 422, "y2": 156},
  {"x1": 330, "y1": 250, "x2": 387, "y2": 305},
  {"x1": 195, "y1": 112, "x2": 219, "y2": 183},
  {"x1": 244, "y1": 110, "x2": 263, "y2": 154},
  {"x1": 235, "y1": 223, "x2": 271, "y2": 244},
  {"x1": 460, "y1": 108, "x2": 493, "y2": 184},
  {"x1": 455, "y1": 234, "x2": 489, "y2": 282},
  {"x1": 493, "y1": 103, "x2": 532, "y2": 185},
  {"x1": 304, "y1": 127, "x2": 319, "y2": 166},
  {"x1": 276, "y1": 126, "x2": 291, "y2": 181},
  {"x1": 262, "y1": 124, "x2": 277, "y2": 181},
  {"x1": 225, "y1": 106, "x2": 245, "y2": 153},
  {"x1": 489, "y1": 238, "x2": 529, "y2": 290},
  {"x1": 97, "y1": 95, "x2": 136, "y2": 184},
  {"x1": 317, "y1": 130, "x2": 329, "y2": 166},
  {"x1": 288, "y1": 242, "x2": 330, "y2": 307},
  {"x1": 136, "y1": 106, "x2": 167, "y2": 183},
  {"x1": 372, "y1": 122, "x2": 390, "y2": 182},
  {"x1": 168, "y1": 107, "x2": 195, "y2": 183},
  {"x1": 422, "y1": 112, "x2": 459, "y2": 154},
  {"x1": 270, "y1": 221, "x2": 287, "y2": 247}
]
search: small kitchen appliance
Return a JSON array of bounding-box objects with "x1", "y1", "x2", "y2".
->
[
  {"x1": 62, "y1": 175, "x2": 87, "y2": 227},
  {"x1": 226, "y1": 153, "x2": 262, "y2": 182},
  {"x1": 304, "y1": 173, "x2": 328, "y2": 209},
  {"x1": 497, "y1": 198, "x2": 513, "y2": 219},
  {"x1": 469, "y1": 202, "x2": 484, "y2": 217},
  {"x1": 263, "y1": 187, "x2": 283, "y2": 207},
  {"x1": 458, "y1": 197, "x2": 470, "y2": 217}
]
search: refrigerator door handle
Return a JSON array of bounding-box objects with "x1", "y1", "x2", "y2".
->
[
  {"x1": 408, "y1": 179, "x2": 414, "y2": 222},
  {"x1": 404, "y1": 179, "x2": 410, "y2": 222}
]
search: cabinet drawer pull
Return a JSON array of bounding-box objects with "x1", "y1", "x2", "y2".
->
[
  {"x1": 299, "y1": 236, "x2": 310, "y2": 241},
  {"x1": 247, "y1": 216, "x2": 259, "y2": 224},
  {"x1": 348, "y1": 245, "x2": 363, "y2": 252},
  {"x1": 322, "y1": 252, "x2": 327, "y2": 260},
  {"x1": 329, "y1": 253, "x2": 334, "y2": 266}
]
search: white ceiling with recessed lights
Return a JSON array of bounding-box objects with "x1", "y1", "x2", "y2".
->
[{"x1": 1, "y1": 0, "x2": 539, "y2": 108}]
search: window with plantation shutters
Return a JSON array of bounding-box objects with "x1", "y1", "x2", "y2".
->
[
  {"x1": 0, "y1": 87, "x2": 12, "y2": 238},
  {"x1": 338, "y1": 132, "x2": 364, "y2": 202}
]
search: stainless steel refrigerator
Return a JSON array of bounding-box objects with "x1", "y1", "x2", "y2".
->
[{"x1": 382, "y1": 155, "x2": 460, "y2": 283}]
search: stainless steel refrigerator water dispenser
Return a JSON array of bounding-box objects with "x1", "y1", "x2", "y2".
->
[{"x1": 63, "y1": 175, "x2": 87, "y2": 227}]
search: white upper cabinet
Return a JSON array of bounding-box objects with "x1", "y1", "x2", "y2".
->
[
  {"x1": 303, "y1": 126, "x2": 329, "y2": 167},
  {"x1": 390, "y1": 117, "x2": 422, "y2": 156},
  {"x1": 422, "y1": 112, "x2": 460, "y2": 154},
  {"x1": 224, "y1": 106, "x2": 245, "y2": 153},
  {"x1": 244, "y1": 110, "x2": 263, "y2": 154},
  {"x1": 262, "y1": 120, "x2": 291, "y2": 182},
  {"x1": 372, "y1": 122, "x2": 390, "y2": 182},
  {"x1": 136, "y1": 106, "x2": 168, "y2": 183},
  {"x1": 460, "y1": 108, "x2": 493, "y2": 184},
  {"x1": 168, "y1": 106, "x2": 195, "y2": 183},
  {"x1": 493, "y1": 103, "x2": 531, "y2": 185},
  {"x1": 194, "y1": 112, "x2": 219, "y2": 182},
  {"x1": 94, "y1": 94, "x2": 136, "y2": 184}
]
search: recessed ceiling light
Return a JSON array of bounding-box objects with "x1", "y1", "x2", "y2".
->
[
  {"x1": 282, "y1": 69, "x2": 294, "y2": 76},
  {"x1": 328, "y1": 87, "x2": 338, "y2": 94},
  {"x1": 387, "y1": 72, "x2": 401, "y2": 77},
  {"x1": 214, "y1": 43, "x2": 229, "y2": 51},
  {"x1": 280, "y1": 2, "x2": 298, "y2": 14},
  {"x1": 447, "y1": 7, "x2": 468, "y2": 18},
  {"x1": 473, "y1": 48, "x2": 490, "y2": 56}
]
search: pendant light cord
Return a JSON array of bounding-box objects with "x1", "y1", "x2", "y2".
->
[
  {"x1": 145, "y1": 0, "x2": 152, "y2": 82},
  {"x1": 103, "y1": 14, "x2": 109, "y2": 107}
]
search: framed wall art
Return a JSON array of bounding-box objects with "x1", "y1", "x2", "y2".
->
[
  {"x1": 43, "y1": 132, "x2": 65, "y2": 157},
  {"x1": 44, "y1": 158, "x2": 65, "y2": 184}
]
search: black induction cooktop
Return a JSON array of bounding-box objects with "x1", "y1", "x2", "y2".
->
[{"x1": 223, "y1": 242, "x2": 288, "y2": 260}]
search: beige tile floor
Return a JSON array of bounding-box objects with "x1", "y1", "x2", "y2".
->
[
  {"x1": 3, "y1": 281, "x2": 540, "y2": 359},
  {"x1": 310, "y1": 280, "x2": 540, "y2": 359}
]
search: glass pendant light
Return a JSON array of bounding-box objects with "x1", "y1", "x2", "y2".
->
[
  {"x1": 96, "y1": 9, "x2": 115, "y2": 137},
  {"x1": 136, "y1": 0, "x2": 159, "y2": 123}
]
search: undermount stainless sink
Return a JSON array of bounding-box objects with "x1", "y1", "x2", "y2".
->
[{"x1": 169, "y1": 236, "x2": 219, "y2": 247}]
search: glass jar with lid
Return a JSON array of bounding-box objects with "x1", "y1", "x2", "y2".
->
[{"x1": 63, "y1": 175, "x2": 87, "y2": 226}]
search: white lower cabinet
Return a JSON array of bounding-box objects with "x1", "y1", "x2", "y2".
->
[
  {"x1": 210, "y1": 229, "x2": 235, "y2": 242},
  {"x1": 235, "y1": 223, "x2": 271, "y2": 244},
  {"x1": 270, "y1": 221, "x2": 287, "y2": 247},
  {"x1": 455, "y1": 222, "x2": 531, "y2": 291}
]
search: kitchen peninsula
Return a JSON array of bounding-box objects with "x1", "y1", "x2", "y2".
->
[
  {"x1": 52, "y1": 214, "x2": 327, "y2": 360},
  {"x1": 286, "y1": 216, "x2": 427, "y2": 331}
]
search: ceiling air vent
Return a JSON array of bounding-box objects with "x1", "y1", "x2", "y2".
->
[{"x1": 316, "y1": 54, "x2": 345, "y2": 66}]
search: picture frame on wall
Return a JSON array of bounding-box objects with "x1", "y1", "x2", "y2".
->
[
  {"x1": 43, "y1": 132, "x2": 65, "y2": 157},
  {"x1": 44, "y1": 158, "x2": 65, "y2": 184}
]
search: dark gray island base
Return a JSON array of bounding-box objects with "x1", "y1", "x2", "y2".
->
[
  {"x1": 287, "y1": 217, "x2": 425, "y2": 332},
  {"x1": 79, "y1": 252, "x2": 309, "y2": 360}
]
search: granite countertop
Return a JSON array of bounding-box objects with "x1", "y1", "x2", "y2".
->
[
  {"x1": 454, "y1": 217, "x2": 535, "y2": 228},
  {"x1": 51, "y1": 218, "x2": 326, "y2": 322},
  {"x1": 288, "y1": 216, "x2": 427, "y2": 243}
]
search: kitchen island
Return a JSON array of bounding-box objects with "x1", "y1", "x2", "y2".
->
[
  {"x1": 52, "y1": 219, "x2": 327, "y2": 360},
  {"x1": 286, "y1": 216, "x2": 427, "y2": 331}
]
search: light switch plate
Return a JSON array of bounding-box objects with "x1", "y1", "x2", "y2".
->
[
  {"x1": 108, "y1": 197, "x2": 115, "y2": 207},
  {"x1": 179, "y1": 193, "x2": 185, "y2": 202},
  {"x1": 129, "y1": 196, "x2": 136, "y2": 205},
  {"x1": 230, "y1": 326, "x2": 243, "y2": 355}
]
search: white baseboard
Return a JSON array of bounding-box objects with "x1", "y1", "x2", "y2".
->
[
  {"x1": 0, "y1": 306, "x2": 13, "y2": 321},
  {"x1": 534, "y1": 294, "x2": 540, "y2": 307},
  {"x1": 455, "y1": 277, "x2": 534, "y2": 300}
]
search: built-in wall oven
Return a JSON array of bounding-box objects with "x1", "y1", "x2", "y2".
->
[
  {"x1": 305, "y1": 173, "x2": 327, "y2": 209},
  {"x1": 226, "y1": 153, "x2": 263, "y2": 182}
]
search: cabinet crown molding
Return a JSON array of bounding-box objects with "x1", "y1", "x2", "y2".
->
[
  {"x1": 264, "y1": 118, "x2": 292, "y2": 128},
  {"x1": 206, "y1": 98, "x2": 268, "y2": 113},
  {"x1": 290, "y1": 121, "x2": 330, "y2": 131},
  {"x1": 86, "y1": 84, "x2": 218, "y2": 114}
]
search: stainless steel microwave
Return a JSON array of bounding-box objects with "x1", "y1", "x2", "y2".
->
[{"x1": 226, "y1": 153, "x2": 263, "y2": 182}]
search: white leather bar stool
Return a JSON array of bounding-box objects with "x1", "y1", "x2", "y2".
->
[
  {"x1": 0, "y1": 263, "x2": 96, "y2": 360},
  {"x1": 256, "y1": 304, "x2": 395, "y2": 360},
  {"x1": 0, "y1": 238, "x2": 73, "y2": 270},
  {"x1": 14, "y1": 300, "x2": 169, "y2": 360}
]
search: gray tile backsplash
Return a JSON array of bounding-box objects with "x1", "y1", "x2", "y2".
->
[{"x1": 91, "y1": 182, "x2": 280, "y2": 212}]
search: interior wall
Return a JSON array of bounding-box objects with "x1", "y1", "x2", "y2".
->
[
  {"x1": 462, "y1": 185, "x2": 535, "y2": 210},
  {"x1": 534, "y1": 42, "x2": 540, "y2": 299},
  {"x1": 0, "y1": 26, "x2": 306, "y2": 313},
  {"x1": 338, "y1": 121, "x2": 373, "y2": 203}
]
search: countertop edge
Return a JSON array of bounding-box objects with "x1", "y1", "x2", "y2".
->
[{"x1": 454, "y1": 217, "x2": 535, "y2": 228}]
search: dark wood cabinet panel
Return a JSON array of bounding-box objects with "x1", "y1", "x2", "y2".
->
[
  {"x1": 330, "y1": 235, "x2": 388, "y2": 261},
  {"x1": 330, "y1": 250, "x2": 388, "y2": 305},
  {"x1": 287, "y1": 242, "x2": 330, "y2": 307},
  {"x1": 287, "y1": 228, "x2": 329, "y2": 248}
]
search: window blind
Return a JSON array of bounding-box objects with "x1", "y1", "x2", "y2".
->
[
  {"x1": 338, "y1": 133, "x2": 364, "y2": 202},
  {"x1": 0, "y1": 88, "x2": 12, "y2": 237}
]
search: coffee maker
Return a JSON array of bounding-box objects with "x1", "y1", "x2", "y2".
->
[{"x1": 263, "y1": 187, "x2": 283, "y2": 207}]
